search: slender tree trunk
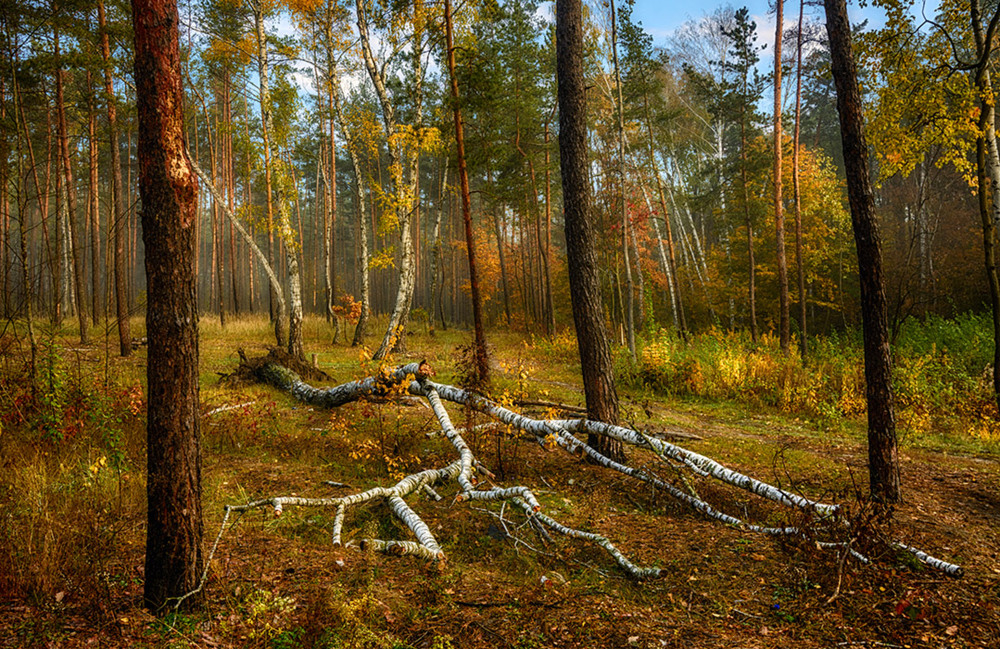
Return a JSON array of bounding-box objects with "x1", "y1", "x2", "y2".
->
[
  {"x1": 252, "y1": 0, "x2": 284, "y2": 347},
  {"x1": 321, "y1": 100, "x2": 333, "y2": 322},
  {"x1": 211, "y1": 106, "x2": 225, "y2": 326},
  {"x1": 56, "y1": 39, "x2": 88, "y2": 343},
  {"x1": 327, "y1": 62, "x2": 370, "y2": 347},
  {"x1": 793, "y1": 0, "x2": 807, "y2": 358},
  {"x1": 610, "y1": 0, "x2": 636, "y2": 360},
  {"x1": 99, "y1": 0, "x2": 131, "y2": 356},
  {"x1": 192, "y1": 160, "x2": 286, "y2": 324},
  {"x1": 557, "y1": 0, "x2": 623, "y2": 462},
  {"x1": 325, "y1": 29, "x2": 338, "y2": 332},
  {"x1": 543, "y1": 114, "x2": 556, "y2": 335},
  {"x1": 643, "y1": 96, "x2": 685, "y2": 335},
  {"x1": 430, "y1": 161, "x2": 447, "y2": 330},
  {"x1": 132, "y1": 0, "x2": 203, "y2": 611},
  {"x1": 87, "y1": 71, "x2": 101, "y2": 327},
  {"x1": 0, "y1": 74, "x2": 6, "y2": 318},
  {"x1": 741, "y1": 101, "x2": 758, "y2": 342},
  {"x1": 224, "y1": 73, "x2": 239, "y2": 316},
  {"x1": 356, "y1": 0, "x2": 423, "y2": 359},
  {"x1": 824, "y1": 0, "x2": 900, "y2": 503},
  {"x1": 52, "y1": 99, "x2": 63, "y2": 325},
  {"x1": 774, "y1": 0, "x2": 790, "y2": 352},
  {"x1": 971, "y1": 0, "x2": 1000, "y2": 412},
  {"x1": 13, "y1": 67, "x2": 38, "y2": 385},
  {"x1": 445, "y1": 0, "x2": 488, "y2": 382}
]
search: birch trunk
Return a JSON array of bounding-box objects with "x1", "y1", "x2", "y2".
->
[{"x1": 356, "y1": 0, "x2": 422, "y2": 360}]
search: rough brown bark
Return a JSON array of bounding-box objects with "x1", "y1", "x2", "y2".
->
[
  {"x1": 557, "y1": 0, "x2": 623, "y2": 462},
  {"x1": 445, "y1": 0, "x2": 488, "y2": 385},
  {"x1": 132, "y1": 0, "x2": 204, "y2": 611},
  {"x1": 824, "y1": 0, "x2": 900, "y2": 503},
  {"x1": 99, "y1": 0, "x2": 131, "y2": 356}
]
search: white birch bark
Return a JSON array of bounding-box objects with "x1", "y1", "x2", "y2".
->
[{"x1": 221, "y1": 360, "x2": 962, "y2": 579}]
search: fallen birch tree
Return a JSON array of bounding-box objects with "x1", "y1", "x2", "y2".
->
[{"x1": 215, "y1": 359, "x2": 962, "y2": 584}]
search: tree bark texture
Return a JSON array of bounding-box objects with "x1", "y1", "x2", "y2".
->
[
  {"x1": 557, "y1": 0, "x2": 623, "y2": 462},
  {"x1": 87, "y1": 71, "x2": 101, "y2": 327},
  {"x1": 132, "y1": 0, "x2": 204, "y2": 610},
  {"x1": 445, "y1": 0, "x2": 489, "y2": 385},
  {"x1": 794, "y1": 0, "x2": 808, "y2": 358},
  {"x1": 970, "y1": 0, "x2": 1000, "y2": 413},
  {"x1": 356, "y1": 0, "x2": 420, "y2": 360},
  {"x1": 99, "y1": 0, "x2": 131, "y2": 356},
  {"x1": 252, "y1": 1, "x2": 284, "y2": 347},
  {"x1": 610, "y1": 0, "x2": 636, "y2": 362},
  {"x1": 824, "y1": 0, "x2": 901, "y2": 503},
  {"x1": 231, "y1": 360, "x2": 961, "y2": 578},
  {"x1": 55, "y1": 30, "x2": 88, "y2": 344},
  {"x1": 774, "y1": 0, "x2": 790, "y2": 352}
]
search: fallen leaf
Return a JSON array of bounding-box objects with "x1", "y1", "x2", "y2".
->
[{"x1": 945, "y1": 626, "x2": 958, "y2": 636}]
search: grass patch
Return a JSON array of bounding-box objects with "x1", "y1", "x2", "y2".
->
[{"x1": 1, "y1": 312, "x2": 998, "y2": 648}]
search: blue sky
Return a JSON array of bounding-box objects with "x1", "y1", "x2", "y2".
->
[{"x1": 628, "y1": 0, "x2": 892, "y2": 49}]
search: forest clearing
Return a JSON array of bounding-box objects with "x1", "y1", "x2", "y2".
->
[
  {"x1": 1, "y1": 315, "x2": 998, "y2": 647},
  {"x1": 4, "y1": 0, "x2": 1000, "y2": 645}
]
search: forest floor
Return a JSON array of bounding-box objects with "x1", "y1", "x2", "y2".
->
[{"x1": 1, "y1": 315, "x2": 998, "y2": 648}]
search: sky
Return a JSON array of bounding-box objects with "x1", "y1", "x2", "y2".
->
[{"x1": 628, "y1": 0, "x2": 893, "y2": 50}]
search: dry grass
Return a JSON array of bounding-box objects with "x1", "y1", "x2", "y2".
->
[{"x1": 1, "y1": 314, "x2": 998, "y2": 648}]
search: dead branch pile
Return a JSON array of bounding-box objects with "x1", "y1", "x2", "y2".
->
[{"x1": 219, "y1": 360, "x2": 962, "y2": 581}]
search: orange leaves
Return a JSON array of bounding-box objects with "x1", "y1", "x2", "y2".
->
[{"x1": 332, "y1": 293, "x2": 363, "y2": 324}]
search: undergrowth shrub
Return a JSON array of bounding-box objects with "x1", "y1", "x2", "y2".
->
[
  {"x1": 624, "y1": 315, "x2": 998, "y2": 443},
  {"x1": 0, "y1": 344, "x2": 146, "y2": 615}
]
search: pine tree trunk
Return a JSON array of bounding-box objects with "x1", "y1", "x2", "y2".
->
[
  {"x1": 13, "y1": 69, "x2": 39, "y2": 384},
  {"x1": 52, "y1": 101, "x2": 63, "y2": 326},
  {"x1": 132, "y1": 0, "x2": 203, "y2": 611},
  {"x1": 774, "y1": 0, "x2": 790, "y2": 352},
  {"x1": 794, "y1": 0, "x2": 807, "y2": 358},
  {"x1": 56, "y1": 51, "x2": 88, "y2": 343},
  {"x1": 557, "y1": 0, "x2": 623, "y2": 462},
  {"x1": 252, "y1": 1, "x2": 283, "y2": 346},
  {"x1": 543, "y1": 115, "x2": 556, "y2": 335},
  {"x1": 610, "y1": 0, "x2": 636, "y2": 361},
  {"x1": 741, "y1": 103, "x2": 758, "y2": 343},
  {"x1": 87, "y1": 71, "x2": 101, "y2": 327},
  {"x1": 327, "y1": 61, "x2": 370, "y2": 347},
  {"x1": 445, "y1": 0, "x2": 488, "y2": 384},
  {"x1": 824, "y1": 0, "x2": 900, "y2": 503},
  {"x1": 99, "y1": 0, "x2": 132, "y2": 356}
]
